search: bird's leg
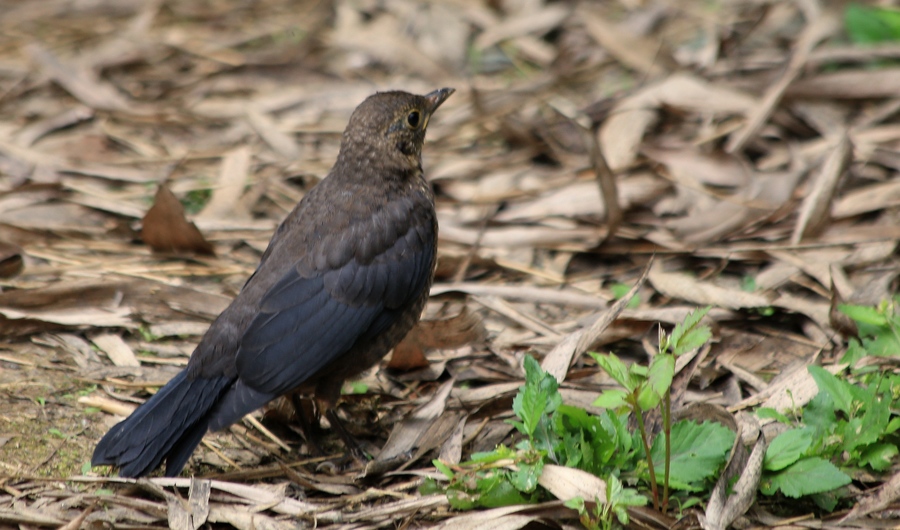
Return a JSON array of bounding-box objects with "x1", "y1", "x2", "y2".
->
[
  {"x1": 290, "y1": 393, "x2": 325, "y2": 456},
  {"x1": 325, "y1": 408, "x2": 369, "y2": 464}
]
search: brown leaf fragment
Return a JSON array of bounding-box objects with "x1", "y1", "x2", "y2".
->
[
  {"x1": 15, "y1": 106, "x2": 94, "y2": 147},
  {"x1": 375, "y1": 378, "x2": 455, "y2": 464},
  {"x1": 786, "y1": 68, "x2": 900, "y2": 99},
  {"x1": 0, "y1": 240, "x2": 23, "y2": 278},
  {"x1": 197, "y1": 146, "x2": 252, "y2": 220},
  {"x1": 791, "y1": 133, "x2": 851, "y2": 244},
  {"x1": 168, "y1": 477, "x2": 210, "y2": 530},
  {"x1": 142, "y1": 184, "x2": 215, "y2": 256},
  {"x1": 389, "y1": 308, "x2": 486, "y2": 370},
  {"x1": 57, "y1": 500, "x2": 97, "y2": 530},
  {"x1": 92, "y1": 333, "x2": 140, "y2": 367},
  {"x1": 538, "y1": 464, "x2": 606, "y2": 502},
  {"x1": 580, "y1": 6, "x2": 674, "y2": 78},
  {"x1": 542, "y1": 260, "x2": 651, "y2": 382},
  {"x1": 832, "y1": 179, "x2": 900, "y2": 219},
  {"x1": 725, "y1": 14, "x2": 838, "y2": 153},
  {"x1": 703, "y1": 431, "x2": 767, "y2": 530},
  {"x1": 649, "y1": 261, "x2": 771, "y2": 311},
  {"x1": 841, "y1": 469, "x2": 900, "y2": 523},
  {"x1": 25, "y1": 43, "x2": 147, "y2": 114},
  {"x1": 207, "y1": 506, "x2": 294, "y2": 530},
  {"x1": 600, "y1": 75, "x2": 756, "y2": 171},
  {"x1": 439, "y1": 414, "x2": 467, "y2": 465},
  {"x1": 430, "y1": 508, "x2": 544, "y2": 530},
  {"x1": 245, "y1": 110, "x2": 300, "y2": 160}
]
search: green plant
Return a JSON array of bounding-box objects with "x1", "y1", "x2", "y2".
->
[
  {"x1": 845, "y1": 5, "x2": 900, "y2": 45},
  {"x1": 565, "y1": 475, "x2": 647, "y2": 530},
  {"x1": 757, "y1": 299, "x2": 900, "y2": 508},
  {"x1": 428, "y1": 307, "x2": 730, "y2": 524},
  {"x1": 591, "y1": 306, "x2": 714, "y2": 509}
]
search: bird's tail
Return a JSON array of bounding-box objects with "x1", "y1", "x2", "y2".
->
[{"x1": 92, "y1": 370, "x2": 232, "y2": 477}]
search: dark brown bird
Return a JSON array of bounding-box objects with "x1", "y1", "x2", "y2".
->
[{"x1": 92, "y1": 88, "x2": 454, "y2": 477}]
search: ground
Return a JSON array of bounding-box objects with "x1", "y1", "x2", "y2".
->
[{"x1": 1, "y1": 0, "x2": 900, "y2": 528}]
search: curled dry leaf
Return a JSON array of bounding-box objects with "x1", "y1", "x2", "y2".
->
[
  {"x1": 600, "y1": 74, "x2": 756, "y2": 171},
  {"x1": 0, "y1": 240, "x2": 23, "y2": 278},
  {"x1": 142, "y1": 184, "x2": 215, "y2": 256},
  {"x1": 841, "y1": 469, "x2": 900, "y2": 523},
  {"x1": 537, "y1": 464, "x2": 606, "y2": 502},
  {"x1": 389, "y1": 307, "x2": 486, "y2": 370},
  {"x1": 791, "y1": 133, "x2": 851, "y2": 244}
]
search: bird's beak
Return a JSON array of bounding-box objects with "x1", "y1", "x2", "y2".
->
[{"x1": 424, "y1": 87, "x2": 455, "y2": 114}]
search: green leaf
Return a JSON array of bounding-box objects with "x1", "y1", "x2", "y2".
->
[
  {"x1": 861, "y1": 443, "x2": 899, "y2": 471},
  {"x1": 741, "y1": 275, "x2": 757, "y2": 292},
  {"x1": 511, "y1": 460, "x2": 544, "y2": 493},
  {"x1": 590, "y1": 352, "x2": 633, "y2": 390},
  {"x1": 470, "y1": 446, "x2": 515, "y2": 463},
  {"x1": 611, "y1": 283, "x2": 641, "y2": 308},
  {"x1": 840, "y1": 338, "x2": 867, "y2": 366},
  {"x1": 668, "y1": 306, "x2": 712, "y2": 355},
  {"x1": 845, "y1": 5, "x2": 900, "y2": 44},
  {"x1": 554, "y1": 405, "x2": 617, "y2": 472},
  {"x1": 564, "y1": 496, "x2": 586, "y2": 514},
  {"x1": 637, "y1": 354, "x2": 674, "y2": 410},
  {"x1": 764, "y1": 427, "x2": 813, "y2": 471},
  {"x1": 885, "y1": 416, "x2": 900, "y2": 435},
  {"x1": 593, "y1": 389, "x2": 629, "y2": 410},
  {"x1": 756, "y1": 407, "x2": 792, "y2": 424},
  {"x1": 844, "y1": 392, "x2": 890, "y2": 452},
  {"x1": 607, "y1": 474, "x2": 648, "y2": 508},
  {"x1": 650, "y1": 420, "x2": 734, "y2": 490},
  {"x1": 803, "y1": 391, "x2": 838, "y2": 436},
  {"x1": 839, "y1": 303, "x2": 888, "y2": 326},
  {"x1": 512, "y1": 355, "x2": 562, "y2": 438},
  {"x1": 433, "y1": 459, "x2": 455, "y2": 479},
  {"x1": 808, "y1": 366, "x2": 854, "y2": 414},
  {"x1": 760, "y1": 457, "x2": 851, "y2": 498},
  {"x1": 447, "y1": 488, "x2": 478, "y2": 510},
  {"x1": 477, "y1": 472, "x2": 530, "y2": 507}
]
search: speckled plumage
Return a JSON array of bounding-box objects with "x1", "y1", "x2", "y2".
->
[{"x1": 93, "y1": 88, "x2": 454, "y2": 477}]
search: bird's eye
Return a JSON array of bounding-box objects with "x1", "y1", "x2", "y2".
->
[{"x1": 406, "y1": 110, "x2": 421, "y2": 128}]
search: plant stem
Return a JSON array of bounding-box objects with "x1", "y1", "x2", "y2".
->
[
  {"x1": 662, "y1": 390, "x2": 671, "y2": 512},
  {"x1": 633, "y1": 400, "x2": 659, "y2": 511}
]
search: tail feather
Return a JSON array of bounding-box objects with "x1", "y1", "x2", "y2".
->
[{"x1": 92, "y1": 371, "x2": 233, "y2": 478}]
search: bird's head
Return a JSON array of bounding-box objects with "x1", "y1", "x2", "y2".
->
[{"x1": 338, "y1": 88, "x2": 455, "y2": 173}]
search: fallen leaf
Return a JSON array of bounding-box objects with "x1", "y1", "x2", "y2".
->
[
  {"x1": 0, "y1": 240, "x2": 23, "y2": 278},
  {"x1": 389, "y1": 308, "x2": 486, "y2": 370},
  {"x1": 142, "y1": 184, "x2": 215, "y2": 256}
]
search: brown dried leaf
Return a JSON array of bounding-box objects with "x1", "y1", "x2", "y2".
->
[
  {"x1": 168, "y1": 477, "x2": 210, "y2": 530},
  {"x1": 376, "y1": 378, "x2": 454, "y2": 463},
  {"x1": 92, "y1": 333, "x2": 140, "y2": 368},
  {"x1": 786, "y1": 68, "x2": 900, "y2": 99},
  {"x1": 649, "y1": 261, "x2": 771, "y2": 310},
  {"x1": 0, "y1": 240, "x2": 23, "y2": 278},
  {"x1": 198, "y1": 146, "x2": 252, "y2": 220},
  {"x1": 600, "y1": 74, "x2": 756, "y2": 171},
  {"x1": 142, "y1": 184, "x2": 215, "y2": 256},
  {"x1": 791, "y1": 133, "x2": 851, "y2": 243},
  {"x1": 538, "y1": 464, "x2": 606, "y2": 502},
  {"x1": 841, "y1": 470, "x2": 900, "y2": 523},
  {"x1": 389, "y1": 308, "x2": 486, "y2": 370}
]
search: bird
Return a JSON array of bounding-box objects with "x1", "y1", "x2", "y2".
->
[{"x1": 92, "y1": 87, "x2": 454, "y2": 477}]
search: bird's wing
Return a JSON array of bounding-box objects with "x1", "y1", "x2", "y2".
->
[{"x1": 234, "y1": 220, "x2": 434, "y2": 396}]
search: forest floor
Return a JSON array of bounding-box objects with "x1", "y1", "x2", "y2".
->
[{"x1": 1, "y1": 0, "x2": 900, "y2": 528}]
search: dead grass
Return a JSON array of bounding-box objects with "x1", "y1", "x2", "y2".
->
[{"x1": 1, "y1": 0, "x2": 899, "y2": 528}]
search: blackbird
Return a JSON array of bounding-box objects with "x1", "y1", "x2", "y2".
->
[{"x1": 93, "y1": 87, "x2": 454, "y2": 477}]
